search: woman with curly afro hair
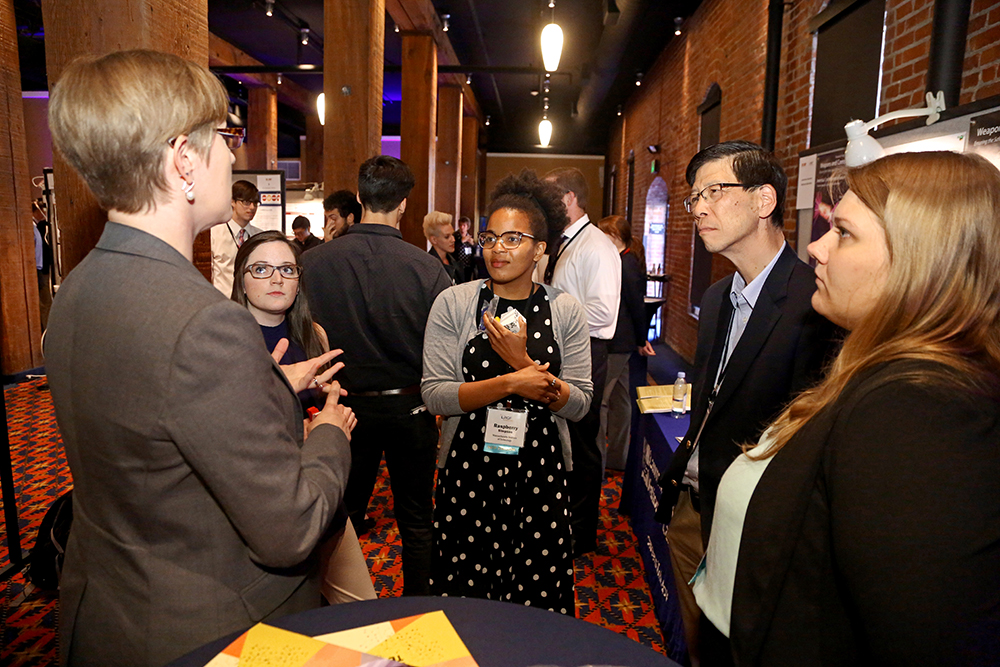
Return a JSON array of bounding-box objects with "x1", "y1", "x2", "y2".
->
[{"x1": 421, "y1": 169, "x2": 593, "y2": 613}]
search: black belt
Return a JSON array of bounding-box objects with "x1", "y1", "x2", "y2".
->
[
  {"x1": 681, "y1": 484, "x2": 701, "y2": 513},
  {"x1": 349, "y1": 384, "x2": 421, "y2": 397}
]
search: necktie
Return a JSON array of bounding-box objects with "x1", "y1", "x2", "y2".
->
[
  {"x1": 543, "y1": 234, "x2": 568, "y2": 284},
  {"x1": 237, "y1": 229, "x2": 247, "y2": 247}
]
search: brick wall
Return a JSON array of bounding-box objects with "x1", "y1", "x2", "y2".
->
[{"x1": 609, "y1": 0, "x2": 1000, "y2": 363}]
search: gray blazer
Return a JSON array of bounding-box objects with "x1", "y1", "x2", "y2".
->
[
  {"x1": 45, "y1": 223, "x2": 351, "y2": 667},
  {"x1": 421, "y1": 280, "x2": 593, "y2": 470}
]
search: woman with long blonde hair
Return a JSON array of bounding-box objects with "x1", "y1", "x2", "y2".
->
[{"x1": 693, "y1": 151, "x2": 1000, "y2": 665}]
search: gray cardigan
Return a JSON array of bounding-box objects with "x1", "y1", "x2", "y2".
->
[{"x1": 421, "y1": 280, "x2": 593, "y2": 470}]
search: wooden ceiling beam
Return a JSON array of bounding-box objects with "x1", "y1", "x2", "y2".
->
[
  {"x1": 385, "y1": 0, "x2": 483, "y2": 123},
  {"x1": 209, "y1": 32, "x2": 315, "y2": 116}
]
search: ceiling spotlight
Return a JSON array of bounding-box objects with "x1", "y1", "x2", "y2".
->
[
  {"x1": 543, "y1": 97, "x2": 549, "y2": 110},
  {"x1": 317, "y1": 92, "x2": 325, "y2": 126},
  {"x1": 394, "y1": 23, "x2": 399, "y2": 33},
  {"x1": 466, "y1": 73, "x2": 472, "y2": 85},
  {"x1": 276, "y1": 73, "x2": 283, "y2": 85},
  {"x1": 635, "y1": 72, "x2": 643, "y2": 86},
  {"x1": 300, "y1": 27, "x2": 310, "y2": 45},
  {"x1": 647, "y1": 144, "x2": 660, "y2": 153},
  {"x1": 264, "y1": 0, "x2": 273, "y2": 17},
  {"x1": 530, "y1": 89, "x2": 539, "y2": 96},
  {"x1": 441, "y1": 13, "x2": 450, "y2": 32},
  {"x1": 674, "y1": 17, "x2": 683, "y2": 36},
  {"x1": 543, "y1": 81, "x2": 550, "y2": 94},
  {"x1": 539, "y1": 116, "x2": 552, "y2": 147},
  {"x1": 485, "y1": 115, "x2": 491, "y2": 126},
  {"x1": 617, "y1": 105, "x2": 622, "y2": 116},
  {"x1": 549, "y1": 0, "x2": 555, "y2": 7}
]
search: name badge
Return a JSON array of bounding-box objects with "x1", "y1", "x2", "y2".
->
[{"x1": 484, "y1": 405, "x2": 528, "y2": 455}]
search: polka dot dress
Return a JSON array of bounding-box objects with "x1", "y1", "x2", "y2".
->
[{"x1": 430, "y1": 283, "x2": 575, "y2": 614}]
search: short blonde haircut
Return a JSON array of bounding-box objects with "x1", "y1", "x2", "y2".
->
[
  {"x1": 49, "y1": 49, "x2": 228, "y2": 214},
  {"x1": 423, "y1": 211, "x2": 454, "y2": 240}
]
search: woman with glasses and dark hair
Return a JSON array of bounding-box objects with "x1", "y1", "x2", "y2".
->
[
  {"x1": 231, "y1": 230, "x2": 377, "y2": 607},
  {"x1": 422, "y1": 169, "x2": 593, "y2": 613},
  {"x1": 43, "y1": 50, "x2": 355, "y2": 665}
]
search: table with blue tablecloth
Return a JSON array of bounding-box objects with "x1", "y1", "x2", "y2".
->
[
  {"x1": 619, "y1": 404, "x2": 690, "y2": 665},
  {"x1": 170, "y1": 595, "x2": 679, "y2": 667}
]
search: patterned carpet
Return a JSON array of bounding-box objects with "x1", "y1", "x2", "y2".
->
[{"x1": 1, "y1": 378, "x2": 666, "y2": 665}]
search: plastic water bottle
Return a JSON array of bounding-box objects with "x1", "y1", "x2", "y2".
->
[{"x1": 672, "y1": 372, "x2": 687, "y2": 417}]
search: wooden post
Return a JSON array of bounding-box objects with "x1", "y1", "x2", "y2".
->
[
  {"x1": 434, "y1": 85, "x2": 462, "y2": 220},
  {"x1": 247, "y1": 86, "x2": 278, "y2": 171},
  {"x1": 0, "y1": 0, "x2": 43, "y2": 372},
  {"x1": 400, "y1": 33, "x2": 437, "y2": 247},
  {"x1": 304, "y1": 113, "x2": 324, "y2": 185},
  {"x1": 324, "y1": 0, "x2": 384, "y2": 194},
  {"x1": 40, "y1": 0, "x2": 210, "y2": 278},
  {"x1": 460, "y1": 116, "x2": 480, "y2": 225}
]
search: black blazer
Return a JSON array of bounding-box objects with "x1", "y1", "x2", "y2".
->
[
  {"x1": 730, "y1": 361, "x2": 1000, "y2": 666},
  {"x1": 609, "y1": 249, "x2": 648, "y2": 354},
  {"x1": 656, "y1": 244, "x2": 838, "y2": 542}
]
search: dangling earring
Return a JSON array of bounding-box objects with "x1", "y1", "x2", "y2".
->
[{"x1": 182, "y1": 179, "x2": 195, "y2": 202}]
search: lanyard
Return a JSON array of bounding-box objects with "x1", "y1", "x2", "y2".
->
[
  {"x1": 553, "y1": 220, "x2": 590, "y2": 265},
  {"x1": 690, "y1": 295, "x2": 751, "y2": 451}
]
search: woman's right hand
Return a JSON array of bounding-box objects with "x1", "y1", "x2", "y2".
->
[
  {"x1": 508, "y1": 362, "x2": 561, "y2": 404},
  {"x1": 306, "y1": 381, "x2": 357, "y2": 440}
]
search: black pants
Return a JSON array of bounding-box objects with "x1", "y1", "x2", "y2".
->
[
  {"x1": 341, "y1": 393, "x2": 438, "y2": 596},
  {"x1": 568, "y1": 336, "x2": 608, "y2": 555}
]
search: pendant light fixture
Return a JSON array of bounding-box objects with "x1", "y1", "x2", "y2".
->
[
  {"x1": 539, "y1": 115, "x2": 552, "y2": 147},
  {"x1": 541, "y1": 1, "x2": 563, "y2": 73}
]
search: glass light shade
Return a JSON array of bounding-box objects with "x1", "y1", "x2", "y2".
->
[
  {"x1": 541, "y1": 23, "x2": 563, "y2": 72},
  {"x1": 539, "y1": 118, "x2": 553, "y2": 147},
  {"x1": 317, "y1": 93, "x2": 325, "y2": 126},
  {"x1": 844, "y1": 119, "x2": 885, "y2": 167}
]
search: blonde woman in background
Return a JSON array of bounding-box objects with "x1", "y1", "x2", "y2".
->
[{"x1": 424, "y1": 210, "x2": 466, "y2": 284}]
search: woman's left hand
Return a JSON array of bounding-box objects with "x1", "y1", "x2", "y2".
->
[
  {"x1": 273, "y1": 340, "x2": 346, "y2": 393},
  {"x1": 483, "y1": 312, "x2": 532, "y2": 370}
]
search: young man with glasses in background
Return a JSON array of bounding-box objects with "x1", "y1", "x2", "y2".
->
[
  {"x1": 655, "y1": 140, "x2": 838, "y2": 666},
  {"x1": 212, "y1": 178, "x2": 263, "y2": 295}
]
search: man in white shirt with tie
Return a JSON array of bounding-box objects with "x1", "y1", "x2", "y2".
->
[
  {"x1": 538, "y1": 167, "x2": 621, "y2": 556},
  {"x1": 211, "y1": 179, "x2": 263, "y2": 296}
]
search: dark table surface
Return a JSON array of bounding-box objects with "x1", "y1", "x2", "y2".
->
[{"x1": 170, "y1": 595, "x2": 678, "y2": 667}]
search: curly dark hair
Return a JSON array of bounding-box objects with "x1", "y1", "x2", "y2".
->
[{"x1": 487, "y1": 169, "x2": 568, "y2": 253}]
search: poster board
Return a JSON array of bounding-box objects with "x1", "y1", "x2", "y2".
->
[
  {"x1": 796, "y1": 99, "x2": 1000, "y2": 259},
  {"x1": 232, "y1": 170, "x2": 286, "y2": 234}
]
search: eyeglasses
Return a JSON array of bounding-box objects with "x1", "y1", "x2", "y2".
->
[
  {"x1": 168, "y1": 127, "x2": 245, "y2": 150},
  {"x1": 245, "y1": 263, "x2": 302, "y2": 280},
  {"x1": 235, "y1": 198, "x2": 260, "y2": 206},
  {"x1": 478, "y1": 230, "x2": 537, "y2": 249},
  {"x1": 683, "y1": 182, "x2": 749, "y2": 213},
  {"x1": 217, "y1": 127, "x2": 246, "y2": 150}
]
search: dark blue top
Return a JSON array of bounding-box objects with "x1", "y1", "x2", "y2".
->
[{"x1": 260, "y1": 320, "x2": 307, "y2": 365}]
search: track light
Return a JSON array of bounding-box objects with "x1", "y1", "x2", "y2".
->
[
  {"x1": 264, "y1": 0, "x2": 273, "y2": 17},
  {"x1": 543, "y1": 81, "x2": 550, "y2": 94},
  {"x1": 300, "y1": 27, "x2": 310, "y2": 45},
  {"x1": 617, "y1": 105, "x2": 622, "y2": 116},
  {"x1": 543, "y1": 97, "x2": 549, "y2": 111},
  {"x1": 394, "y1": 23, "x2": 399, "y2": 33},
  {"x1": 635, "y1": 72, "x2": 643, "y2": 86},
  {"x1": 485, "y1": 115, "x2": 491, "y2": 126},
  {"x1": 466, "y1": 73, "x2": 472, "y2": 85},
  {"x1": 441, "y1": 13, "x2": 450, "y2": 32},
  {"x1": 276, "y1": 73, "x2": 283, "y2": 85},
  {"x1": 674, "y1": 17, "x2": 682, "y2": 36}
]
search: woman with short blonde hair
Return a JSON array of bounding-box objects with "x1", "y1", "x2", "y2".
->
[
  {"x1": 424, "y1": 210, "x2": 465, "y2": 283},
  {"x1": 45, "y1": 50, "x2": 355, "y2": 666}
]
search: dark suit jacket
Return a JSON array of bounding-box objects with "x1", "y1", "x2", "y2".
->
[
  {"x1": 730, "y1": 361, "x2": 1000, "y2": 666},
  {"x1": 656, "y1": 244, "x2": 838, "y2": 542},
  {"x1": 45, "y1": 223, "x2": 352, "y2": 666},
  {"x1": 609, "y1": 249, "x2": 647, "y2": 354}
]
